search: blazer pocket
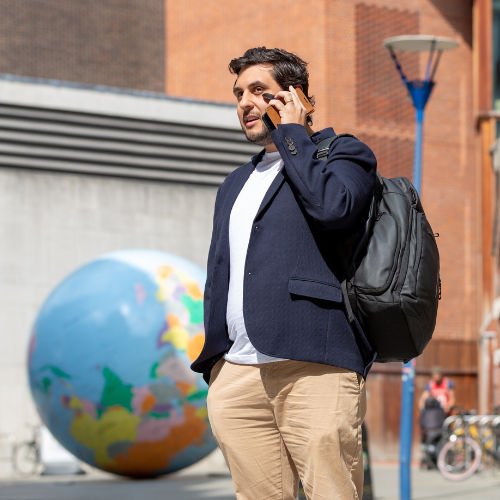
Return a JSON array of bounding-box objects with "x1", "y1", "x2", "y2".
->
[{"x1": 288, "y1": 278, "x2": 343, "y2": 302}]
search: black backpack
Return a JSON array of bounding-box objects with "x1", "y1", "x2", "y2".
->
[{"x1": 316, "y1": 134, "x2": 441, "y2": 363}]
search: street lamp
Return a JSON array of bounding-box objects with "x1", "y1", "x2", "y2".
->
[{"x1": 382, "y1": 34, "x2": 459, "y2": 500}]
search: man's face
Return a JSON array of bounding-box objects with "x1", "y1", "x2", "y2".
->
[
  {"x1": 432, "y1": 372, "x2": 443, "y2": 383},
  {"x1": 233, "y1": 64, "x2": 282, "y2": 146}
]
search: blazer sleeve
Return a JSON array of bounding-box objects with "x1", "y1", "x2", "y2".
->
[{"x1": 270, "y1": 123, "x2": 377, "y2": 230}]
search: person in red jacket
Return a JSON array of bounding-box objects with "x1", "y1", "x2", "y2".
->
[{"x1": 418, "y1": 366, "x2": 456, "y2": 414}]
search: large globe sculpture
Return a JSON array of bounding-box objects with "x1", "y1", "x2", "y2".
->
[{"x1": 28, "y1": 249, "x2": 216, "y2": 477}]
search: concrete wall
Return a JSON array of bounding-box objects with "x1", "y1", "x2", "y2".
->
[
  {"x1": 0, "y1": 80, "x2": 244, "y2": 475},
  {"x1": 0, "y1": 168, "x2": 217, "y2": 473}
]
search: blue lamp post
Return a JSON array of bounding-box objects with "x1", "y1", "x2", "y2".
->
[{"x1": 382, "y1": 35, "x2": 459, "y2": 500}]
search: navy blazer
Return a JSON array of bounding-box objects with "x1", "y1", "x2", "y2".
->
[{"x1": 191, "y1": 123, "x2": 378, "y2": 382}]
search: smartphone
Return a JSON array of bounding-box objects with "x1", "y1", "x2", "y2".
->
[{"x1": 262, "y1": 88, "x2": 315, "y2": 131}]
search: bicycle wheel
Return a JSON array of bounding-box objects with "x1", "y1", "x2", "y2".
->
[
  {"x1": 13, "y1": 442, "x2": 38, "y2": 476},
  {"x1": 437, "y1": 437, "x2": 482, "y2": 481}
]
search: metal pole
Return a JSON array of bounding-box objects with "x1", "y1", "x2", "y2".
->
[
  {"x1": 399, "y1": 358, "x2": 417, "y2": 500},
  {"x1": 413, "y1": 107, "x2": 424, "y2": 193},
  {"x1": 383, "y1": 38, "x2": 457, "y2": 500},
  {"x1": 399, "y1": 86, "x2": 429, "y2": 500}
]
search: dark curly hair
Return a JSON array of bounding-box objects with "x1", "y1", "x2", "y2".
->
[{"x1": 229, "y1": 47, "x2": 315, "y2": 123}]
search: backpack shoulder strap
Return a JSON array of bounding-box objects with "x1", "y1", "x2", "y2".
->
[
  {"x1": 315, "y1": 132, "x2": 361, "y2": 323},
  {"x1": 315, "y1": 133, "x2": 356, "y2": 161}
]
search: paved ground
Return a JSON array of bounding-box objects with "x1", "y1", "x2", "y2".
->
[
  {"x1": 370, "y1": 464, "x2": 500, "y2": 500},
  {"x1": 0, "y1": 454, "x2": 499, "y2": 500}
]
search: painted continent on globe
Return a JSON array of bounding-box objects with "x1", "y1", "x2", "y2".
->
[{"x1": 28, "y1": 250, "x2": 216, "y2": 477}]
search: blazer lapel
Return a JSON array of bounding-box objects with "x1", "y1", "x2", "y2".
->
[
  {"x1": 216, "y1": 160, "x2": 255, "y2": 255},
  {"x1": 254, "y1": 168, "x2": 285, "y2": 221},
  {"x1": 215, "y1": 149, "x2": 284, "y2": 255}
]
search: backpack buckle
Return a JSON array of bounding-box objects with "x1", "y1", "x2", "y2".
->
[{"x1": 316, "y1": 147, "x2": 329, "y2": 159}]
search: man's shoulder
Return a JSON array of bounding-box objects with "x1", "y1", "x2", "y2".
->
[
  {"x1": 224, "y1": 162, "x2": 251, "y2": 183},
  {"x1": 307, "y1": 126, "x2": 375, "y2": 164},
  {"x1": 218, "y1": 154, "x2": 260, "y2": 193}
]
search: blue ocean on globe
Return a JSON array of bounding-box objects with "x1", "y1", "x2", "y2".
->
[{"x1": 28, "y1": 249, "x2": 216, "y2": 477}]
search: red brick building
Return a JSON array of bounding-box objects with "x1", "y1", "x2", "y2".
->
[
  {"x1": 167, "y1": 0, "x2": 480, "y2": 459},
  {"x1": 1, "y1": 0, "x2": 498, "y2": 460}
]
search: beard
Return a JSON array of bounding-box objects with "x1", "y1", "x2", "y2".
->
[{"x1": 241, "y1": 119, "x2": 273, "y2": 146}]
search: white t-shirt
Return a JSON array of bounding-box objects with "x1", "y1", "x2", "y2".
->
[{"x1": 224, "y1": 151, "x2": 288, "y2": 364}]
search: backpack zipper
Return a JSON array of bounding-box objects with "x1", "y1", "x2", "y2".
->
[{"x1": 413, "y1": 212, "x2": 423, "y2": 269}]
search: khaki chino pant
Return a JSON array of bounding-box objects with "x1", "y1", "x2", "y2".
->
[{"x1": 207, "y1": 359, "x2": 366, "y2": 500}]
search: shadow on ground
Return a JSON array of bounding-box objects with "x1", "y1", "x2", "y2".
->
[
  {"x1": 0, "y1": 474, "x2": 236, "y2": 500},
  {"x1": 1, "y1": 464, "x2": 500, "y2": 500}
]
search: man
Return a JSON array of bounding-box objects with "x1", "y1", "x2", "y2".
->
[
  {"x1": 418, "y1": 366, "x2": 456, "y2": 415},
  {"x1": 191, "y1": 47, "x2": 377, "y2": 500}
]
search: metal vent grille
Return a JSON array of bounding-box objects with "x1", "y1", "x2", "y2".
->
[{"x1": 0, "y1": 103, "x2": 258, "y2": 185}]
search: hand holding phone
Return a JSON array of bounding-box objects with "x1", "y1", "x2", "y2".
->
[{"x1": 262, "y1": 88, "x2": 314, "y2": 131}]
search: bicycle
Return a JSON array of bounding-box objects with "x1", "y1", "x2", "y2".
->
[
  {"x1": 437, "y1": 433, "x2": 482, "y2": 481},
  {"x1": 438, "y1": 413, "x2": 500, "y2": 480},
  {"x1": 13, "y1": 423, "x2": 41, "y2": 476}
]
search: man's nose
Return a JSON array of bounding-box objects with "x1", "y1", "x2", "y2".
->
[{"x1": 239, "y1": 91, "x2": 254, "y2": 109}]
